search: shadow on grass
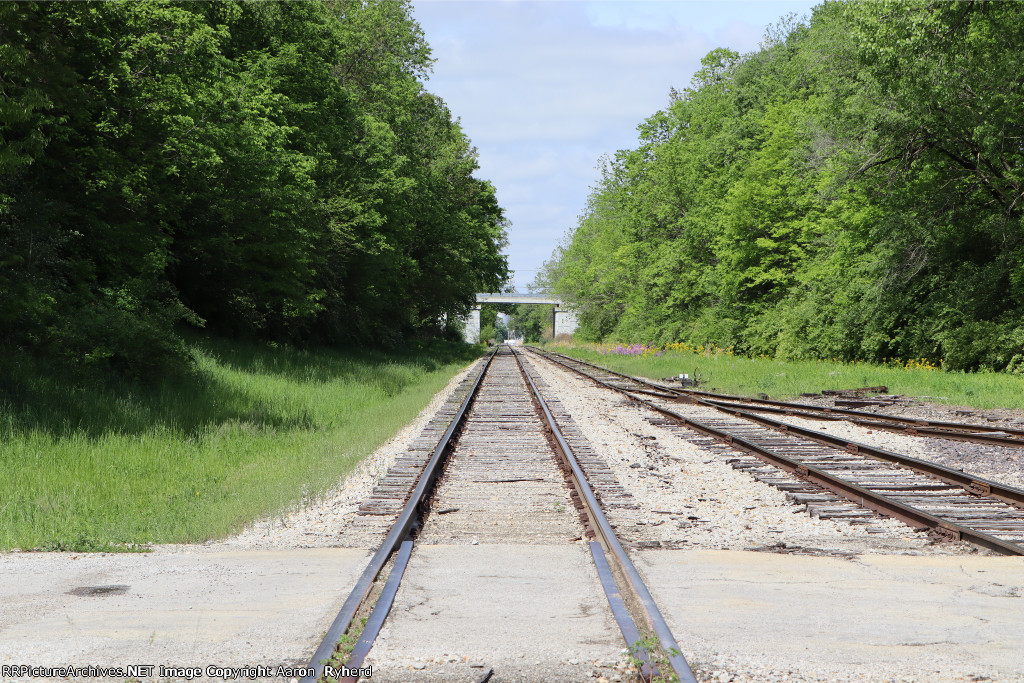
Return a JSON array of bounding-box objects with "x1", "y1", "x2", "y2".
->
[
  {"x1": 195, "y1": 333, "x2": 480, "y2": 383},
  {"x1": 0, "y1": 334, "x2": 483, "y2": 440}
]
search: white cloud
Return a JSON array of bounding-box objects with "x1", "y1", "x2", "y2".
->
[{"x1": 411, "y1": 0, "x2": 820, "y2": 290}]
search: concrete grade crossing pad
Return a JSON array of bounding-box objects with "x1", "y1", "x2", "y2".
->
[
  {"x1": 363, "y1": 544, "x2": 626, "y2": 683},
  {"x1": 0, "y1": 548, "x2": 369, "y2": 676},
  {"x1": 2, "y1": 546, "x2": 1024, "y2": 681},
  {"x1": 635, "y1": 549, "x2": 1024, "y2": 682}
]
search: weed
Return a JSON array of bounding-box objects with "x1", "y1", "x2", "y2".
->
[
  {"x1": 319, "y1": 616, "x2": 369, "y2": 682},
  {"x1": 38, "y1": 536, "x2": 150, "y2": 553},
  {"x1": 626, "y1": 634, "x2": 682, "y2": 683}
]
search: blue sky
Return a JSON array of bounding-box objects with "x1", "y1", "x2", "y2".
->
[{"x1": 409, "y1": 0, "x2": 821, "y2": 291}]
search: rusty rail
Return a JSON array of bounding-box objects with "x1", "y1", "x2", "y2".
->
[
  {"x1": 305, "y1": 345, "x2": 701, "y2": 682},
  {"x1": 301, "y1": 348, "x2": 498, "y2": 683},
  {"x1": 700, "y1": 401, "x2": 1024, "y2": 510},
  {"x1": 529, "y1": 347, "x2": 1024, "y2": 557},
  {"x1": 511, "y1": 346, "x2": 698, "y2": 683},
  {"x1": 534, "y1": 348, "x2": 1024, "y2": 449}
]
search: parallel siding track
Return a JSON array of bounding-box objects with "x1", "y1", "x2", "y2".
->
[
  {"x1": 529, "y1": 347, "x2": 1024, "y2": 556},
  {"x1": 535, "y1": 349, "x2": 1024, "y2": 449}
]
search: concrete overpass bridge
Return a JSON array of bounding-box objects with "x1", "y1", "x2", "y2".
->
[{"x1": 463, "y1": 293, "x2": 578, "y2": 343}]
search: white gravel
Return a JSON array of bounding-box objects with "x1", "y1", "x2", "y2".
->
[
  {"x1": 525, "y1": 351, "x2": 968, "y2": 556},
  {"x1": 204, "y1": 363, "x2": 479, "y2": 551},
  {"x1": 768, "y1": 412, "x2": 1024, "y2": 491}
]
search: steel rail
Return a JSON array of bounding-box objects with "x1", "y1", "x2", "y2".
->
[
  {"x1": 527, "y1": 347, "x2": 1024, "y2": 557},
  {"x1": 300, "y1": 348, "x2": 498, "y2": 683},
  {"x1": 589, "y1": 541, "x2": 644, "y2": 649},
  {"x1": 511, "y1": 346, "x2": 699, "y2": 683},
  {"x1": 685, "y1": 393, "x2": 1024, "y2": 439},
  {"x1": 337, "y1": 539, "x2": 414, "y2": 682},
  {"x1": 589, "y1": 541, "x2": 654, "y2": 680},
  {"x1": 698, "y1": 397, "x2": 1024, "y2": 448},
  {"x1": 512, "y1": 348, "x2": 658, "y2": 678},
  {"x1": 698, "y1": 401, "x2": 1024, "y2": 509},
  {"x1": 530, "y1": 348, "x2": 689, "y2": 396},
  {"x1": 531, "y1": 348, "x2": 1024, "y2": 507},
  {"x1": 656, "y1": 404, "x2": 1024, "y2": 556},
  {"x1": 533, "y1": 348, "x2": 1024, "y2": 448}
]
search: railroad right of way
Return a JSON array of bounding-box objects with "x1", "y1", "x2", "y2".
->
[
  {"x1": 297, "y1": 346, "x2": 1024, "y2": 683},
  {"x1": 302, "y1": 346, "x2": 696, "y2": 683},
  {"x1": 4, "y1": 348, "x2": 1023, "y2": 683}
]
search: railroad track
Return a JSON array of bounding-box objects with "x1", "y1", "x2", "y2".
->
[
  {"x1": 528, "y1": 347, "x2": 1024, "y2": 556},
  {"x1": 301, "y1": 346, "x2": 697, "y2": 683},
  {"x1": 535, "y1": 349, "x2": 1024, "y2": 449}
]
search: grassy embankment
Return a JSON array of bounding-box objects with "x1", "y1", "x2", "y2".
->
[
  {"x1": 547, "y1": 343, "x2": 1024, "y2": 411},
  {"x1": 0, "y1": 336, "x2": 481, "y2": 551}
]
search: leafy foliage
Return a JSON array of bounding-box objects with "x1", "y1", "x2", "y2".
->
[
  {"x1": 509, "y1": 304, "x2": 554, "y2": 343},
  {"x1": 0, "y1": 1, "x2": 507, "y2": 377},
  {"x1": 547, "y1": 1, "x2": 1024, "y2": 371}
]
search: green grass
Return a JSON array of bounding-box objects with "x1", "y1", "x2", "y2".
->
[
  {"x1": 0, "y1": 336, "x2": 482, "y2": 551},
  {"x1": 547, "y1": 343, "x2": 1024, "y2": 411}
]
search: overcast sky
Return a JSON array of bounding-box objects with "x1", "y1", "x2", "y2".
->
[{"x1": 410, "y1": 0, "x2": 821, "y2": 291}]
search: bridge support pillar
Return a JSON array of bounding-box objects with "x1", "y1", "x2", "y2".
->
[
  {"x1": 553, "y1": 307, "x2": 579, "y2": 338},
  {"x1": 462, "y1": 306, "x2": 481, "y2": 343}
]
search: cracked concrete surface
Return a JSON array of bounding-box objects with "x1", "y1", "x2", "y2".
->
[{"x1": 637, "y1": 550, "x2": 1024, "y2": 682}]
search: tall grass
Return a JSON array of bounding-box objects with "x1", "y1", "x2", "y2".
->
[
  {"x1": 547, "y1": 343, "x2": 1024, "y2": 411},
  {"x1": 0, "y1": 336, "x2": 480, "y2": 551}
]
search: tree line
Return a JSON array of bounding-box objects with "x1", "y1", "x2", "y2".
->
[
  {"x1": 544, "y1": 0, "x2": 1023, "y2": 372},
  {"x1": 1, "y1": 1, "x2": 508, "y2": 378}
]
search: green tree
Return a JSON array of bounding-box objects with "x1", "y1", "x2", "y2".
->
[
  {"x1": 547, "y1": 1, "x2": 1024, "y2": 370},
  {"x1": 508, "y1": 304, "x2": 553, "y2": 343},
  {"x1": 1, "y1": 0, "x2": 509, "y2": 378}
]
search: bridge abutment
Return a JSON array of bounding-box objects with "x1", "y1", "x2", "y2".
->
[
  {"x1": 462, "y1": 306, "x2": 481, "y2": 343},
  {"x1": 553, "y1": 307, "x2": 579, "y2": 337},
  {"x1": 464, "y1": 293, "x2": 577, "y2": 343}
]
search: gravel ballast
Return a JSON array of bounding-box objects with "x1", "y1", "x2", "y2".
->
[
  {"x1": 525, "y1": 352, "x2": 967, "y2": 555},
  {"x1": 5, "y1": 351, "x2": 1024, "y2": 683}
]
